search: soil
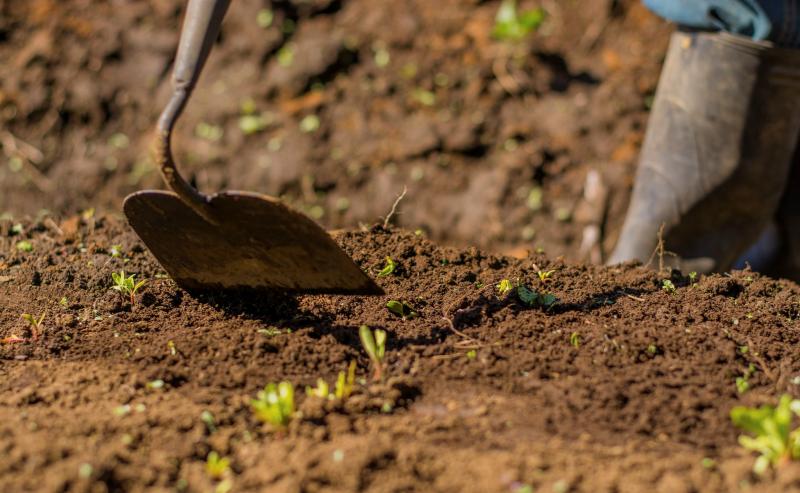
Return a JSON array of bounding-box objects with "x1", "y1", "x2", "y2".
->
[
  {"x1": 4, "y1": 1, "x2": 800, "y2": 492},
  {"x1": 0, "y1": 0, "x2": 670, "y2": 260},
  {"x1": 2, "y1": 215, "x2": 800, "y2": 492}
]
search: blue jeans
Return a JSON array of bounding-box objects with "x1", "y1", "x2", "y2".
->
[{"x1": 643, "y1": 0, "x2": 800, "y2": 46}]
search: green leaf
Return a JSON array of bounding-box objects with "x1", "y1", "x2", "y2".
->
[
  {"x1": 496, "y1": 279, "x2": 514, "y2": 295},
  {"x1": 731, "y1": 395, "x2": 799, "y2": 474},
  {"x1": 16, "y1": 240, "x2": 33, "y2": 252},
  {"x1": 359, "y1": 325, "x2": 379, "y2": 363},
  {"x1": 375, "y1": 329, "x2": 387, "y2": 359},
  {"x1": 492, "y1": 0, "x2": 546, "y2": 41},
  {"x1": 517, "y1": 285, "x2": 538, "y2": 306},
  {"x1": 334, "y1": 361, "x2": 357, "y2": 400},
  {"x1": 386, "y1": 300, "x2": 417, "y2": 319},
  {"x1": 251, "y1": 381, "x2": 295, "y2": 428},
  {"x1": 540, "y1": 292, "x2": 558, "y2": 308},
  {"x1": 377, "y1": 257, "x2": 397, "y2": 277}
]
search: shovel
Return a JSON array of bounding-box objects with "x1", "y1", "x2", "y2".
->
[{"x1": 123, "y1": 0, "x2": 382, "y2": 294}]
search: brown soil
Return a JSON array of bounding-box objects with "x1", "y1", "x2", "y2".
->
[
  {"x1": 2, "y1": 215, "x2": 800, "y2": 492},
  {"x1": 4, "y1": 1, "x2": 800, "y2": 492},
  {"x1": 0, "y1": 0, "x2": 670, "y2": 259}
]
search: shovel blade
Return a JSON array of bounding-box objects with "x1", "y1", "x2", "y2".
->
[{"x1": 123, "y1": 190, "x2": 382, "y2": 294}]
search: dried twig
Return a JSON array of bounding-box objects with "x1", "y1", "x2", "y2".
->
[
  {"x1": 382, "y1": 186, "x2": 408, "y2": 229},
  {"x1": 645, "y1": 223, "x2": 677, "y2": 274}
]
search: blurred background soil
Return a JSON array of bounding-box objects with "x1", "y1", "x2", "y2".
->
[{"x1": 0, "y1": 0, "x2": 671, "y2": 260}]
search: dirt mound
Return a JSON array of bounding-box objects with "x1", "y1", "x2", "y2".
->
[{"x1": 1, "y1": 214, "x2": 799, "y2": 492}]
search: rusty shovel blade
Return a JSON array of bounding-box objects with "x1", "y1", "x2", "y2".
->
[{"x1": 123, "y1": 190, "x2": 383, "y2": 294}]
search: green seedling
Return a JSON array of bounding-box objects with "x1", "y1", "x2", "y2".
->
[
  {"x1": 492, "y1": 0, "x2": 546, "y2": 41},
  {"x1": 195, "y1": 122, "x2": 223, "y2": 141},
  {"x1": 305, "y1": 361, "x2": 357, "y2": 401},
  {"x1": 238, "y1": 114, "x2": 270, "y2": 135},
  {"x1": 537, "y1": 269, "x2": 555, "y2": 283},
  {"x1": 21, "y1": 312, "x2": 45, "y2": 341},
  {"x1": 377, "y1": 257, "x2": 397, "y2": 277},
  {"x1": 258, "y1": 327, "x2": 285, "y2": 337},
  {"x1": 466, "y1": 349, "x2": 477, "y2": 360},
  {"x1": 689, "y1": 271, "x2": 698, "y2": 284},
  {"x1": 411, "y1": 88, "x2": 436, "y2": 107},
  {"x1": 16, "y1": 240, "x2": 33, "y2": 252},
  {"x1": 111, "y1": 270, "x2": 147, "y2": 304},
  {"x1": 730, "y1": 394, "x2": 800, "y2": 475},
  {"x1": 299, "y1": 114, "x2": 320, "y2": 133},
  {"x1": 256, "y1": 8, "x2": 273, "y2": 28},
  {"x1": 517, "y1": 285, "x2": 558, "y2": 309},
  {"x1": 205, "y1": 451, "x2": 230, "y2": 480},
  {"x1": 109, "y1": 245, "x2": 123, "y2": 258},
  {"x1": 360, "y1": 325, "x2": 387, "y2": 381},
  {"x1": 146, "y1": 379, "x2": 164, "y2": 390},
  {"x1": 201, "y1": 410, "x2": 217, "y2": 433},
  {"x1": 569, "y1": 332, "x2": 580, "y2": 348},
  {"x1": 496, "y1": 279, "x2": 514, "y2": 296},
  {"x1": 701, "y1": 457, "x2": 717, "y2": 470},
  {"x1": 277, "y1": 43, "x2": 295, "y2": 67},
  {"x1": 334, "y1": 361, "x2": 357, "y2": 400},
  {"x1": 306, "y1": 378, "x2": 330, "y2": 399},
  {"x1": 386, "y1": 300, "x2": 418, "y2": 319},
  {"x1": 251, "y1": 381, "x2": 295, "y2": 429},
  {"x1": 737, "y1": 364, "x2": 756, "y2": 394},
  {"x1": 662, "y1": 279, "x2": 676, "y2": 293}
]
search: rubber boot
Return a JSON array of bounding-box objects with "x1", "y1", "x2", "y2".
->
[
  {"x1": 769, "y1": 143, "x2": 800, "y2": 280},
  {"x1": 608, "y1": 30, "x2": 800, "y2": 272}
]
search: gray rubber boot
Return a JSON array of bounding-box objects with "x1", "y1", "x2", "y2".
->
[
  {"x1": 608, "y1": 30, "x2": 800, "y2": 272},
  {"x1": 770, "y1": 143, "x2": 800, "y2": 280}
]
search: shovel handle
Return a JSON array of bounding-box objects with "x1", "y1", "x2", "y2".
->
[{"x1": 155, "y1": 0, "x2": 231, "y2": 220}]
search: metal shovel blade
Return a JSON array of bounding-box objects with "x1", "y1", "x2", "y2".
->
[{"x1": 123, "y1": 190, "x2": 383, "y2": 294}]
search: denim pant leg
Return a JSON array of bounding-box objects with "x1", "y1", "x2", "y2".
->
[{"x1": 643, "y1": 0, "x2": 800, "y2": 46}]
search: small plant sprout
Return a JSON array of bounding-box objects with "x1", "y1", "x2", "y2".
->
[
  {"x1": 334, "y1": 361, "x2": 357, "y2": 400},
  {"x1": 376, "y1": 257, "x2": 398, "y2": 277},
  {"x1": 689, "y1": 271, "x2": 698, "y2": 284},
  {"x1": 16, "y1": 240, "x2": 33, "y2": 252},
  {"x1": 736, "y1": 364, "x2": 756, "y2": 394},
  {"x1": 146, "y1": 379, "x2": 164, "y2": 390},
  {"x1": 662, "y1": 279, "x2": 676, "y2": 293},
  {"x1": 730, "y1": 394, "x2": 800, "y2": 475},
  {"x1": 569, "y1": 332, "x2": 580, "y2": 348},
  {"x1": 109, "y1": 245, "x2": 123, "y2": 258},
  {"x1": 201, "y1": 410, "x2": 217, "y2": 433},
  {"x1": 306, "y1": 379, "x2": 330, "y2": 399},
  {"x1": 537, "y1": 269, "x2": 555, "y2": 283},
  {"x1": 359, "y1": 325, "x2": 387, "y2": 381},
  {"x1": 251, "y1": 381, "x2": 295, "y2": 429},
  {"x1": 386, "y1": 300, "x2": 418, "y2": 320},
  {"x1": 21, "y1": 311, "x2": 45, "y2": 340},
  {"x1": 205, "y1": 451, "x2": 230, "y2": 480},
  {"x1": 111, "y1": 270, "x2": 147, "y2": 304},
  {"x1": 497, "y1": 279, "x2": 514, "y2": 296},
  {"x1": 492, "y1": 0, "x2": 546, "y2": 41},
  {"x1": 306, "y1": 361, "x2": 357, "y2": 401},
  {"x1": 517, "y1": 285, "x2": 558, "y2": 309}
]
